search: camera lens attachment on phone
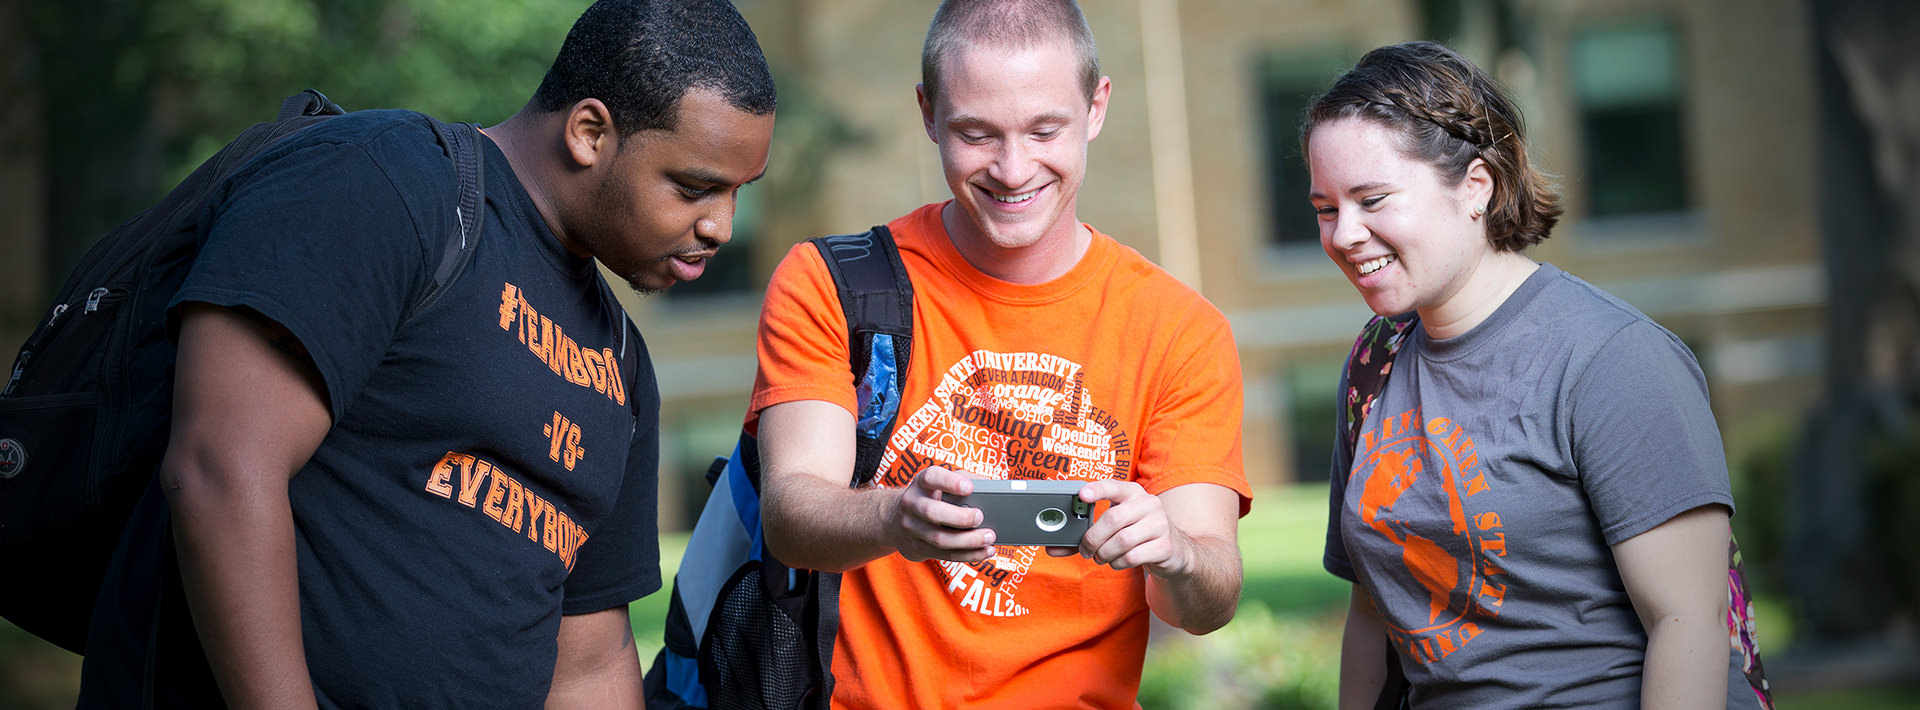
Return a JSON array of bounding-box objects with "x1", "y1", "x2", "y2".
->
[{"x1": 1036, "y1": 507, "x2": 1068, "y2": 532}]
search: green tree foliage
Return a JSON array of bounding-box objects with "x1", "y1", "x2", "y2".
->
[
  {"x1": 143, "y1": 0, "x2": 583, "y2": 179},
  {"x1": 21, "y1": 0, "x2": 585, "y2": 282}
]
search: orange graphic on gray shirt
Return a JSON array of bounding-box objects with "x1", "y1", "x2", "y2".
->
[{"x1": 1352, "y1": 408, "x2": 1510, "y2": 664}]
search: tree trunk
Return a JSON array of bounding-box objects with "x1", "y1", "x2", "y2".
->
[
  {"x1": 1796, "y1": 0, "x2": 1920, "y2": 642},
  {"x1": 29, "y1": 0, "x2": 164, "y2": 291}
]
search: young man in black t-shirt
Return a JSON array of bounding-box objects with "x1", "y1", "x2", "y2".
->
[{"x1": 77, "y1": 1, "x2": 775, "y2": 707}]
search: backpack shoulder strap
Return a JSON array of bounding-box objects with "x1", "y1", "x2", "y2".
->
[
  {"x1": 210, "y1": 89, "x2": 347, "y2": 178},
  {"x1": 278, "y1": 88, "x2": 343, "y2": 121},
  {"x1": 196, "y1": 90, "x2": 347, "y2": 200},
  {"x1": 796, "y1": 225, "x2": 911, "y2": 710},
  {"x1": 1341, "y1": 311, "x2": 1418, "y2": 458},
  {"x1": 808, "y1": 226, "x2": 913, "y2": 487},
  {"x1": 406, "y1": 118, "x2": 486, "y2": 321}
]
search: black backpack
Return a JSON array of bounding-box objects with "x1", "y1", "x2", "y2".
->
[
  {"x1": 0, "y1": 89, "x2": 486, "y2": 654},
  {"x1": 643, "y1": 226, "x2": 913, "y2": 710}
]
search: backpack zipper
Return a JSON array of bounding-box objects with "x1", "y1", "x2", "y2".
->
[
  {"x1": 3, "y1": 354, "x2": 25, "y2": 396},
  {"x1": 4, "y1": 303, "x2": 66, "y2": 397},
  {"x1": 3, "y1": 288, "x2": 117, "y2": 397}
]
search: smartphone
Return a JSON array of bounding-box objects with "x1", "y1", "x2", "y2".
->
[{"x1": 949, "y1": 479, "x2": 1093, "y2": 547}]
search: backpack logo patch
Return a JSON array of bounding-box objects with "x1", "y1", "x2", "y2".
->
[
  {"x1": 821, "y1": 231, "x2": 876, "y2": 262},
  {"x1": 0, "y1": 438, "x2": 24, "y2": 479}
]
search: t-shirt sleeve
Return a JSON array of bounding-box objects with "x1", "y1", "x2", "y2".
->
[
  {"x1": 1134, "y1": 311, "x2": 1252, "y2": 514},
  {"x1": 1571, "y1": 321, "x2": 1735, "y2": 546},
  {"x1": 173, "y1": 137, "x2": 444, "y2": 422},
  {"x1": 1323, "y1": 361, "x2": 1359, "y2": 582},
  {"x1": 563, "y1": 332, "x2": 664, "y2": 613},
  {"x1": 748, "y1": 242, "x2": 857, "y2": 422}
]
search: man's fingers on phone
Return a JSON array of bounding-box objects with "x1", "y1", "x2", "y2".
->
[
  {"x1": 938, "y1": 545, "x2": 997, "y2": 564},
  {"x1": 1080, "y1": 478, "x2": 1147, "y2": 504},
  {"x1": 902, "y1": 482, "x2": 984, "y2": 530},
  {"x1": 905, "y1": 514, "x2": 994, "y2": 548},
  {"x1": 915, "y1": 465, "x2": 976, "y2": 497},
  {"x1": 902, "y1": 539, "x2": 993, "y2": 564},
  {"x1": 917, "y1": 496, "x2": 984, "y2": 529}
]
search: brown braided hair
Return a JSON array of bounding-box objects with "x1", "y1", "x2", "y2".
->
[{"x1": 1300, "y1": 41, "x2": 1562, "y2": 252}]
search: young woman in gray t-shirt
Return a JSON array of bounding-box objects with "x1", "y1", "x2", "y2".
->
[{"x1": 1302, "y1": 40, "x2": 1768, "y2": 710}]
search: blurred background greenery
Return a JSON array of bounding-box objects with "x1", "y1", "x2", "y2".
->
[{"x1": 4, "y1": 0, "x2": 1920, "y2": 707}]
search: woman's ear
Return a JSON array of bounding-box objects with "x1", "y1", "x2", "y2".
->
[{"x1": 1462, "y1": 157, "x2": 1495, "y2": 215}]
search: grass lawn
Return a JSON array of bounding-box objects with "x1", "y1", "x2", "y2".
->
[
  {"x1": 1232, "y1": 483, "x2": 1351, "y2": 615},
  {"x1": 632, "y1": 484, "x2": 1920, "y2": 709},
  {"x1": 629, "y1": 530, "x2": 686, "y2": 662}
]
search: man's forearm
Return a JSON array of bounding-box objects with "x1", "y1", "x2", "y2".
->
[
  {"x1": 167, "y1": 466, "x2": 317, "y2": 710},
  {"x1": 546, "y1": 607, "x2": 644, "y2": 709},
  {"x1": 761, "y1": 473, "x2": 903, "y2": 572},
  {"x1": 1144, "y1": 531, "x2": 1241, "y2": 634}
]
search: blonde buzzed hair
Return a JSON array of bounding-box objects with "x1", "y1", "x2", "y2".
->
[{"x1": 920, "y1": 0, "x2": 1101, "y2": 108}]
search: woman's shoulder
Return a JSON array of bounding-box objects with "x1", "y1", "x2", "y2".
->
[{"x1": 1531, "y1": 265, "x2": 1679, "y2": 341}]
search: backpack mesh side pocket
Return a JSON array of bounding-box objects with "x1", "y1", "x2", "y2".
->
[{"x1": 705, "y1": 563, "x2": 818, "y2": 710}]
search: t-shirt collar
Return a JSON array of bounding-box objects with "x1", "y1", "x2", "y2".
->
[{"x1": 909, "y1": 200, "x2": 1114, "y2": 305}]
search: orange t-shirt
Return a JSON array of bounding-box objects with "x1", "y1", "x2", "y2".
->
[{"x1": 749, "y1": 202, "x2": 1251, "y2": 709}]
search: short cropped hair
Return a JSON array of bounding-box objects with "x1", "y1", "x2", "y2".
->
[
  {"x1": 534, "y1": 0, "x2": 776, "y2": 135},
  {"x1": 920, "y1": 0, "x2": 1100, "y2": 108},
  {"x1": 1301, "y1": 41, "x2": 1562, "y2": 251}
]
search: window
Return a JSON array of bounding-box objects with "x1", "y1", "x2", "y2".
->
[
  {"x1": 1419, "y1": 0, "x2": 1508, "y2": 63},
  {"x1": 1423, "y1": 0, "x2": 1469, "y2": 42},
  {"x1": 663, "y1": 403, "x2": 750, "y2": 531},
  {"x1": 666, "y1": 185, "x2": 762, "y2": 298},
  {"x1": 1257, "y1": 52, "x2": 1353, "y2": 247},
  {"x1": 1572, "y1": 20, "x2": 1690, "y2": 217},
  {"x1": 1287, "y1": 357, "x2": 1344, "y2": 484}
]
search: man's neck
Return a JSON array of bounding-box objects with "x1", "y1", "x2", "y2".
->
[
  {"x1": 938, "y1": 202, "x2": 1093, "y2": 285},
  {"x1": 480, "y1": 109, "x2": 575, "y2": 255}
]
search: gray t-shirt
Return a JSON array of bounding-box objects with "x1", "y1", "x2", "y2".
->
[{"x1": 1323, "y1": 263, "x2": 1760, "y2": 708}]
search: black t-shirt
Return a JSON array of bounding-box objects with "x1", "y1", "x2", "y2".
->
[{"x1": 79, "y1": 110, "x2": 661, "y2": 708}]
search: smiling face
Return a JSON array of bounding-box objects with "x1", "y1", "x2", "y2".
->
[
  {"x1": 569, "y1": 88, "x2": 774, "y2": 294},
  {"x1": 919, "y1": 38, "x2": 1109, "y2": 259},
  {"x1": 1308, "y1": 117, "x2": 1498, "y2": 322}
]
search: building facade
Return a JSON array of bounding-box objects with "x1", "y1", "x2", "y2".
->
[{"x1": 613, "y1": 0, "x2": 1821, "y2": 529}]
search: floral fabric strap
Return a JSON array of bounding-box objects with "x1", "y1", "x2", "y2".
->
[
  {"x1": 1342, "y1": 312, "x2": 1419, "y2": 454},
  {"x1": 1730, "y1": 536, "x2": 1775, "y2": 707}
]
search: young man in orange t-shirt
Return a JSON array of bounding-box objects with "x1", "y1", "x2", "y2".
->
[{"x1": 751, "y1": 1, "x2": 1251, "y2": 706}]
